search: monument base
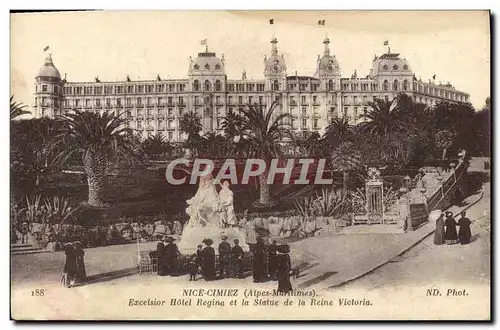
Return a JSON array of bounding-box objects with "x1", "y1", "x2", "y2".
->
[{"x1": 177, "y1": 225, "x2": 249, "y2": 255}]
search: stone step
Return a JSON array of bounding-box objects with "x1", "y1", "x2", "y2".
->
[{"x1": 11, "y1": 249, "x2": 50, "y2": 256}]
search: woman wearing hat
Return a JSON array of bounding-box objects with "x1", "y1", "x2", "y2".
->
[
  {"x1": 457, "y1": 211, "x2": 472, "y2": 245},
  {"x1": 63, "y1": 243, "x2": 77, "y2": 288},
  {"x1": 444, "y1": 211, "x2": 459, "y2": 245},
  {"x1": 201, "y1": 239, "x2": 216, "y2": 281},
  {"x1": 276, "y1": 244, "x2": 293, "y2": 293},
  {"x1": 433, "y1": 213, "x2": 445, "y2": 245},
  {"x1": 74, "y1": 241, "x2": 87, "y2": 283}
]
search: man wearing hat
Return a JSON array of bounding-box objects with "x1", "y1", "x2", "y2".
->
[
  {"x1": 218, "y1": 235, "x2": 231, "y2": 278},
  {"x1": 252, "y1": 236, "x2": 267, "y2": 283},
  {"x1": 21, "y1": 222, "x2": 29, "y2": 244},
  {"x1": 231, "y1": 239, "x2": 244, "y2": 278},
  {"x1": 201, "y1": 239, "x2": 216, "y2": 280},
  {"x1": 164, "y1": 236, "x2": 180, "y2": 276}
]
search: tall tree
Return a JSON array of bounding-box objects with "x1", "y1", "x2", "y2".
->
[
  {"x1": 53, "y1": 111, "x2": 137, "y2": 207},
  {"x1": 221, "y1": 108, "x2": 243, "y2": 140},
  {"x1": 330, "y1": 141, "x2": 362, "y2": 194},
  {"x1": 11, "y1": 118, "x2": 62, "y2": 190},
  {"x1": 179, "y1": 112, "x2": 203, "y2": 154},
  {"x1": 435, "y1": 129, "x2": 455, "y2": 160},
  {"x1": 141, "y1": 133, "x2": 172, "y2": 161},
  {"x1": 323, "y1": 115, "x2": 353, "y2": 148},
  {"x1": 292, "y1": 131, "x2": 322, "y2": 158},
  {"x1": 359, "y1": 98, "x2": 404, "y2": 136},
  {"x1": 239, "y1": 100, "x2": 293, "y2": 206}
]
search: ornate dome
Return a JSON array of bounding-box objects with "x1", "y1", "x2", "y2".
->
[
  {"x1": 371, "y1": 53, "x2": 412, "y2": 76},
  {"x1": 316, "y1": 37, "x2": 340, "y2": 77},
  {"x1": 264, "y1": 37, "x2": 286, "y2": 75},
  {"x1": 36, "y1": 54, "x2": 61, "y2": 79},
  {"x1": 188, "y1": 50, "x2": 225, "y2": 75}
]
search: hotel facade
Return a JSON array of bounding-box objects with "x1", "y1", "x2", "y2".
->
[{"x1": 33, "y1": 37, "x2": 470, "y2": 141}]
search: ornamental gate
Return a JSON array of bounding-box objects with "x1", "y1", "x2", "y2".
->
[{"x1": 365, "y1": 168, "x2": 384, "y2": 224}]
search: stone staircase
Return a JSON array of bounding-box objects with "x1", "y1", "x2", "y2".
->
[{"x1": 10, "y1": 242, "x2": 49, "y2": 256}]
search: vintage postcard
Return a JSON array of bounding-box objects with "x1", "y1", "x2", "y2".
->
[{"x1": 10, "y1": 10, "x2": 491, "y2": 320}]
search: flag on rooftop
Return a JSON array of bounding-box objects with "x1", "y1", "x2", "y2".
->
[
  {"x1": 200, "y1": 39, "x2": 207, "y2": 46},
  {"x1": 318, "y1": 20, "x2": 325, "y2": 25},
  {"x1": 43, "y1": 45, "x2": 49, "y2": 52},
  {"x1": 269, "y1": 19, "x2": 274, "y2": 24},
  {"x1": 383, "y1": 40, "x2": 389, "y2": 46}
]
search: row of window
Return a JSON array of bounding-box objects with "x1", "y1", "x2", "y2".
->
[
  {"x1": 63, "y1": 83, "x2": 187, "y2": 95},
  {"x1": 36, "y1": 85, "x2": 59, "y2": 94},
  {"x1": 413, "y1": 84, "x2": 468, "y2": 101},
  {"x1": 382, "y1": 64, "x2": 409, "y2": 71}
]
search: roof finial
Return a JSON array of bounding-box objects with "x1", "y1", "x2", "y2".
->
[
  {"x1": 271, "y1": 36, "x2": 278, "y2": 56},
  {"x1": 323, "y1": 36, "x2": 330, "y2": 56}
]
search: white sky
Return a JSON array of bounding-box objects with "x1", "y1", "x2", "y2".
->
[{"x1": 10, "y1": 10, "x2": 490, "y2": 110}]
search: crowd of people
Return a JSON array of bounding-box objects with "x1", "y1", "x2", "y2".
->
[
  {"x1": 434, "y1": 210, "x2": 473, "y2": 246},
  {"x1": 151, "y1": 234, "x2": 294, "y2": 293}
]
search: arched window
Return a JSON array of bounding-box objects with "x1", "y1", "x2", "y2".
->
[
  {"x1": 383, "y1": 80, "x2": 389, "y2": 91},
  {"x1": 215, "y1": 80, "x2": 221, "y2": 91},
  {"x1": 215, "y1": 64, "x2": 221, "y2": 70},
  {"x1": 403, "y1": 80, "x2": 409, "y2": 91},
  {"x1": 204, "y1": 63, "x2": 210, "y2": 69},
  {"x1": 272, "y1": 80, "x2": 279, "y2": 91},
  {"x1": 204, "y1": 80, "x2": 211, "y2": 91},
  {"x1": 393, "y1": 64, "x2": 399, "y2": 70},
  {"x1": 193, "y1": 80, "x2": 200, "y2": 91},
  {"x1": 194, "y1": 64, "x2": 199, "y2": 70},
  {"x1": 328, "y1": 79, "x2": 334, "y2": 91},
  {"x1": 382, "y1": 64, "x2": 388, "y2": 71},
  {"x1": 393, "y1": 80, "x2": 399, "y2": 91}
]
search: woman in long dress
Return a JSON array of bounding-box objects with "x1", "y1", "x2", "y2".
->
[
  {"x1": 156, "y1": 240, "x2": 167, "y2": 276},
  {"x1": 458, "y1": 211, "x2": 472, "y2": 245},
  {"x1": 276, "y1": 244, "x2": 293, "y2": 293},
  {"x1": 444, "y1": 211, "x2": 459, "y2": 245},
  {"x1": 63, "y1": 243, "x2": 77, "y2": 288},
  {"x1": 201, "y1": 239, "x2": 216, "y2": 280},
  {"x1": 74, "y1": 241, "x2": 87, "y2": 283},
  {"x1": 433, "y1": 213, "x2": 445, "y2": 245}
]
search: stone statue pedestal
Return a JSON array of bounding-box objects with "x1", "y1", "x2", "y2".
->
[{"x1": 177, "y1": 224, "x2": 249, "y2": 255}]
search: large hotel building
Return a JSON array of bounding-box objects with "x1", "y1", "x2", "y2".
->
[{"x1": 33, "y1": 37, "x2": 469, "y2": 141}]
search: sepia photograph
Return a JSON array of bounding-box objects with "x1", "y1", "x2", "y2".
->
[{"x1": 9, "y1": 10, "x2": 491, "y2": 320}]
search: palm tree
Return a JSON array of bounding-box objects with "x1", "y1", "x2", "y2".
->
[
  {"x1": 201, "y1": 132, "x2": 227, "y2": 158},
  {"x1": 221, "y1": 108, "x2": 242, "y2": 140},
  {"x1": 395, "y1": 93, "x2": 432, "y2": 133},
  {"x1": 10, "y1": 96, "x2": 30, "y2": 120},
  {"x1": 436, "y1": 129, "x2": 454, "y2": 160},
  {"x1": 359, "y1": 98, "x2": 404, "y2": 136},
  {"x1": 53, "y1": 111, "x2": 137, "y2": 207},
  {"x1": 292, "y1": 131, "x2": 322, "y2": 157},
  {"x1": 239, "y1": 100, "x2": 293, "y2": 206},
  {"x1": 142, "y1": 133, "x2": 171, "y2": 160},
  {"x1": 331, "y1": 141, "x2": 362, "y2": 194},
  {"x1": 179, "y1": 112, "x2": 203, "y2": 154},
  {"x1": 323, "y1": 115, "x2": 353, "y2": 148}
]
